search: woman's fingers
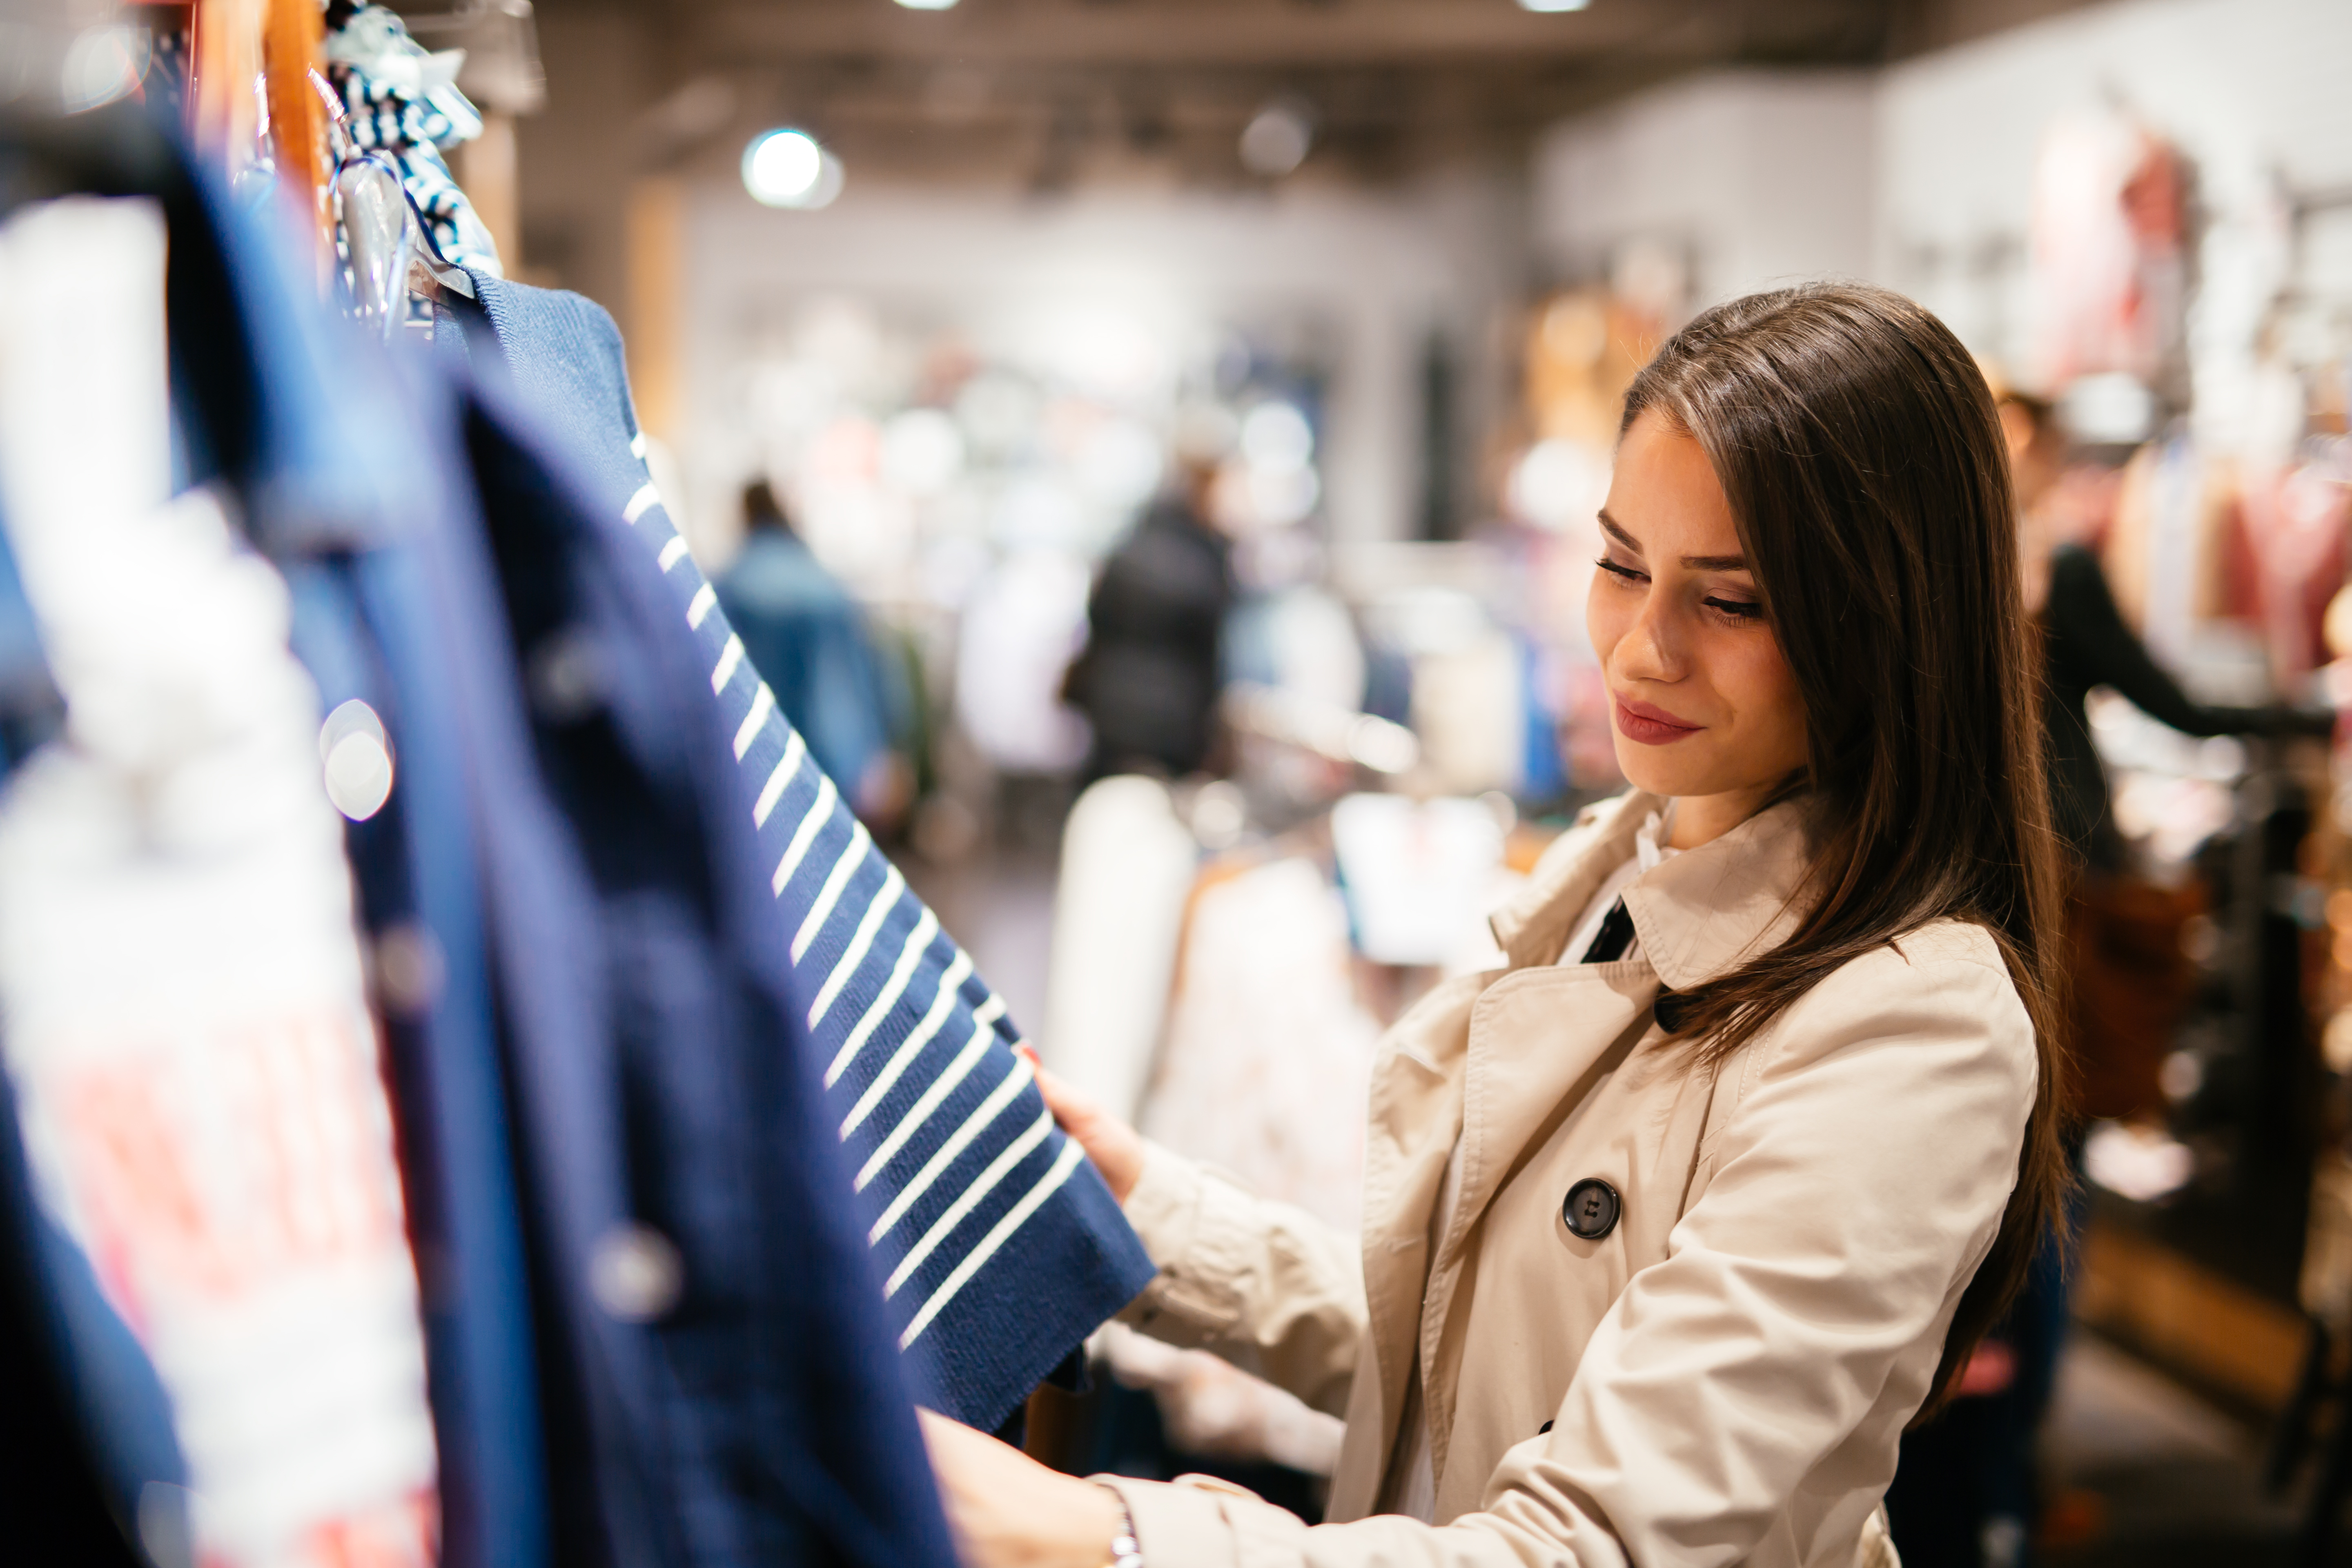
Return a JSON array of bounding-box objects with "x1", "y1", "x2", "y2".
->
[{"x1": 1016, "y1": 1045, "x2": 1145, "y2": 1203}]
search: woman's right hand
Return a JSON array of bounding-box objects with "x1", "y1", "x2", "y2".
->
[{"x1": 1017, "y1": 1045, "x2": 1145, "y2": 1204}]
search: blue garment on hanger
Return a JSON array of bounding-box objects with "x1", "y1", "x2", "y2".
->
[
  {"x1": 457, "y1": 273, "x2": 1156, "y2": 1432},
  {"x1": 166, "y1": 138, "x2": 953, "y2": 1561},
  {"x1": 67, "y1": 109, "x2": 953, "y2": 1564},
  {"x1": 412, "y1": 357, "x2": 958, "y2": 1565},
  {"x1": 138, "y1": 138, "x2": 549, "y2": 1568}
]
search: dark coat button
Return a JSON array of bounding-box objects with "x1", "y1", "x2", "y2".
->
[{"x1": 1562, "y1": 1177, "x2": 1621, "y2": 1241}]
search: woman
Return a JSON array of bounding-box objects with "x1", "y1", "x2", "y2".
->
[{"x1": 923, "y1": 283, "x2": 2070, "y2": 1568}]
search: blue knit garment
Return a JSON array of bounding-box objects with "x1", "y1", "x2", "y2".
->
[{"x1": 458, "y1": 276, "x2": 1157, "y2": 1430}]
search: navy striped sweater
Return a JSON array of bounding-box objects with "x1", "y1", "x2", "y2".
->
[{"x1": 457, "y1": 277, "x2": 1154, "y2": 1429}]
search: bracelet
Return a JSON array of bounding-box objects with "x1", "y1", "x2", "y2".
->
[{"x1": 1098, "y1": 1486, "x2": 1143, "y2": 1568}]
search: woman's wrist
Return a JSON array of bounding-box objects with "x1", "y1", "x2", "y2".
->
[{"x1": 1098, "y1": 1485, "x2": 1144, "y2": 1568}]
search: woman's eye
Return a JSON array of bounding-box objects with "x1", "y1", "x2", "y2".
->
[
  {"x1": 1704, "y1": 596, "x2": 1765, "y2": 623},
  {"x1": 1595, "y1": 558, "x2": 1646, "y2": 584}
]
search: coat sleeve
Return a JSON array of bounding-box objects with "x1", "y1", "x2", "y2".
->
[
  {"x1": 1099, "y1": 943, "x2": 2036, "y2": 1568},
  {"x1": 1117, "y1": 1140, "x2": 1369, "y2": 1419}
]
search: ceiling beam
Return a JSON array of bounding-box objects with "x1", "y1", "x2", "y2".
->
[{"x1": 695, "y1": 0, "x2": 1734, "y2": 70}]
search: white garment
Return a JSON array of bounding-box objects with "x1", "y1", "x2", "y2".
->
[
  {"x1": 1044, "y1": 775, "x2": 1197, "y2": 1122},
  {"x1": 1123, "y1": 853, "x2": 1381, "y2": 1479},
  {"x1": 1392, "y1": 807, "x2": 1679, "y2": 1521}
]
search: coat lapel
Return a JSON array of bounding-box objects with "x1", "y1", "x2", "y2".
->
[{"x1": 1420, "y1": 962, "x2": 1656, "y2": 1479}]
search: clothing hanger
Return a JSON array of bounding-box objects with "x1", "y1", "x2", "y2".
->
[
  {"x1": 309, "y1": 65, "x2": 470, "y2": 338},
  {"x1": 399, "y1": 185, "x2": 477, "y2": 304}
]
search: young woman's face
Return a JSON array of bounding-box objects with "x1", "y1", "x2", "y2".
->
[{"x1": 1588, "y1": 410, "x2": 1809, "y2": 842}]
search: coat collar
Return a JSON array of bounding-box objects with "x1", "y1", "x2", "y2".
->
[{"x1": 1489, "y1": 788, "x2": 1818, "y2": 989}]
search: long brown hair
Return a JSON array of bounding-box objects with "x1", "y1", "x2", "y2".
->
[{"x1": 1621, "y1": 282, "x2": 2069, "y2": 1411}]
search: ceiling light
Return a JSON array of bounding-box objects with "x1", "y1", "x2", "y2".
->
[
  {"x1": 894, "y1": 0, "x2": 959, "y2": 9},
  {"x1": 1518, "y1": 0, "x2": 1591, "y2": 11},
  {"x1": 1240, "y1": 100, "x2": 1314, "y2": 178},
  {"x1": 743, "y1": 129, "x2": 844, "y2": 209}
]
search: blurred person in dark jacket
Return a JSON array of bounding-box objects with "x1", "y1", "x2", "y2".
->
[
  {"x1": 715, "y1": 481, "x2": 909, "y2": 824},
  {"x1": 1065, "y1": 452, "x2": 1235, "y2": 784}
]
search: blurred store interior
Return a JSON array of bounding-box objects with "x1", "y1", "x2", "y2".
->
[
  {"x1": 9, "y1": 0, "x2": 2352, "y2": 1561},
  {"x1": 491, "y1": 0, "x2": 2352, "y2": 1564}
]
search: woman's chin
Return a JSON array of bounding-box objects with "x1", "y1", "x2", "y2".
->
[{"x1": 1612, "y1": 745, "x2": 1697, "y2": 800}]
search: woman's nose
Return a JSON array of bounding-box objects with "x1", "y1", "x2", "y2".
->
[{"x1": 1615, "y1": 599, "x2": 1685, "y2": 684}]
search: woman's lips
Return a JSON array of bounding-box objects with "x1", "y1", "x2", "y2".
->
[{"x1": 1613, "y1": 695, "x2": 1704, "y2": 746}]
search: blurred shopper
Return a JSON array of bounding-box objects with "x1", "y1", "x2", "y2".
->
[
  {"x1": 1063, "y1": 454, "x2": 1234, "y2": 783},
  {"x1": 1886, "y1": 390, "x2": 2333, "y2": 1568},
  {"x1": 2012, "y1": 392, "x2": 2328, "y2": 874},
  {"x1": 915, "y1": 285, "x2": 2071, "y2": 1568},
  {"x1": 715, "y1": 481, "x2": 909, "y2": 824}
]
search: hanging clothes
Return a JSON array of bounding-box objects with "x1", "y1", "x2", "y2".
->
[
  {"x1": 448, "y1": 271, "x2": 1158, "y2": 1432},
  {"x1": 0, "y1": 479, "x2": 175, "y2": 1566},
  {"x1": 0, "y1": 107, "x2": 961, "y2": 1568},
  {"x1": 0, "y1": 192, "x2": 440, "y2": 1568},
  {"x1": 323, "y1": 0, "x2": 501, "y2": 274},
  {"x1": 423, "y1": 362, "x2": 958, "y2": 1567},
  {"x1": 385, "y1": 297, "x2": 961, "y2": 1563},
  {"x1": 96, "y1": 122, "x2": 549, "y2": 1568}
]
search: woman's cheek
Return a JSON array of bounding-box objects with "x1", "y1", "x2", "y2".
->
[
  {"x1": 1586, "y1": 578, "x2": 1626, "y2": 668},
  {"x1": 1731, "y1": 633, "x2": 1808, "y2": 772}
]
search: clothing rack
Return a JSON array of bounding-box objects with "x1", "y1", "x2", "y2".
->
[{"x1": 0, "y1": 28, "x2": 1154, "y2": 1563}]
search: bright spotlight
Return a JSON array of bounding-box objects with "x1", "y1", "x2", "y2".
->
[
  {"x1": 743, "y1": 129, "x2": 842, "y2": 209},
  {"x1": 895, "y1": 0, "x2": 959, "y2": 8},
  {"x1": 1518, "y1": 0, "x2": 1590, "y2": 10}
]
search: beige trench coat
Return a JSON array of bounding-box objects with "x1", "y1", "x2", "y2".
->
[{"x1": 1100, "y1": 791, "x2": 2037, "y2": 1568}]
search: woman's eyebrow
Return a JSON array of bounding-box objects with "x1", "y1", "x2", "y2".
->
[
  {"x1": 1597, "y1": 512, "x2": 1644, "y2": 555},
  {"x1": 1600, "y1": 510, "x2": 1749, "y2": 572}
]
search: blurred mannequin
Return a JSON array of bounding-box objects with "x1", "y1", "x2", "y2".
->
[
  {"x1": 1064, "y1": 454, "x2": 1235, "y2": 785},
  {"x1": 715, "y1": 481, "x2": 909, "y2": 825}
]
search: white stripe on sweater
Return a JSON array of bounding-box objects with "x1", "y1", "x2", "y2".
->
[
  {"x1": 657, "y1": 536, "x2": 688, "y2": 572},
  {"x1": 899, "y1": 1140, "x2": 1086, "y2": 1348},
  {"x1": 771, "y1": 773, "x2": 837, "y2": 895},
  {"x1": 733, "y1": 683, "x2": 774, "y2": 760},
  {"x1": 624, "y1": 483, "x2": 660, "y2": 524},
  {"x1": 839, "y1": 949, "x2": 971, "y2": 1132},
  {"x1": 884, "y1": 1105, "x2": 1052, "y2": 1293},
  {"x1": 686, "y1": 583, "x2": 716, "y2": 629},
  {"x1": 809, "y1": 866, "x2": 905, "y2": 1029},
  {"x1": 710, "y1": 635, "x2": 746, "y2": 694},
  {"x1": 791, "y1": 820, "x2": 870, "y2": 963},
  {"x1": 753, "y1": 730, "x2": 806, "y2": 829},
  {"x1": 825, "y1": 908, "x2": 939, "y2": 1087},
  {"x1": 853, "y1": 1022, "x2": 989, "y2": 1189},
  {"x1": 870, "y1": 1062, "x2": 1035, "y2": 1248}
]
